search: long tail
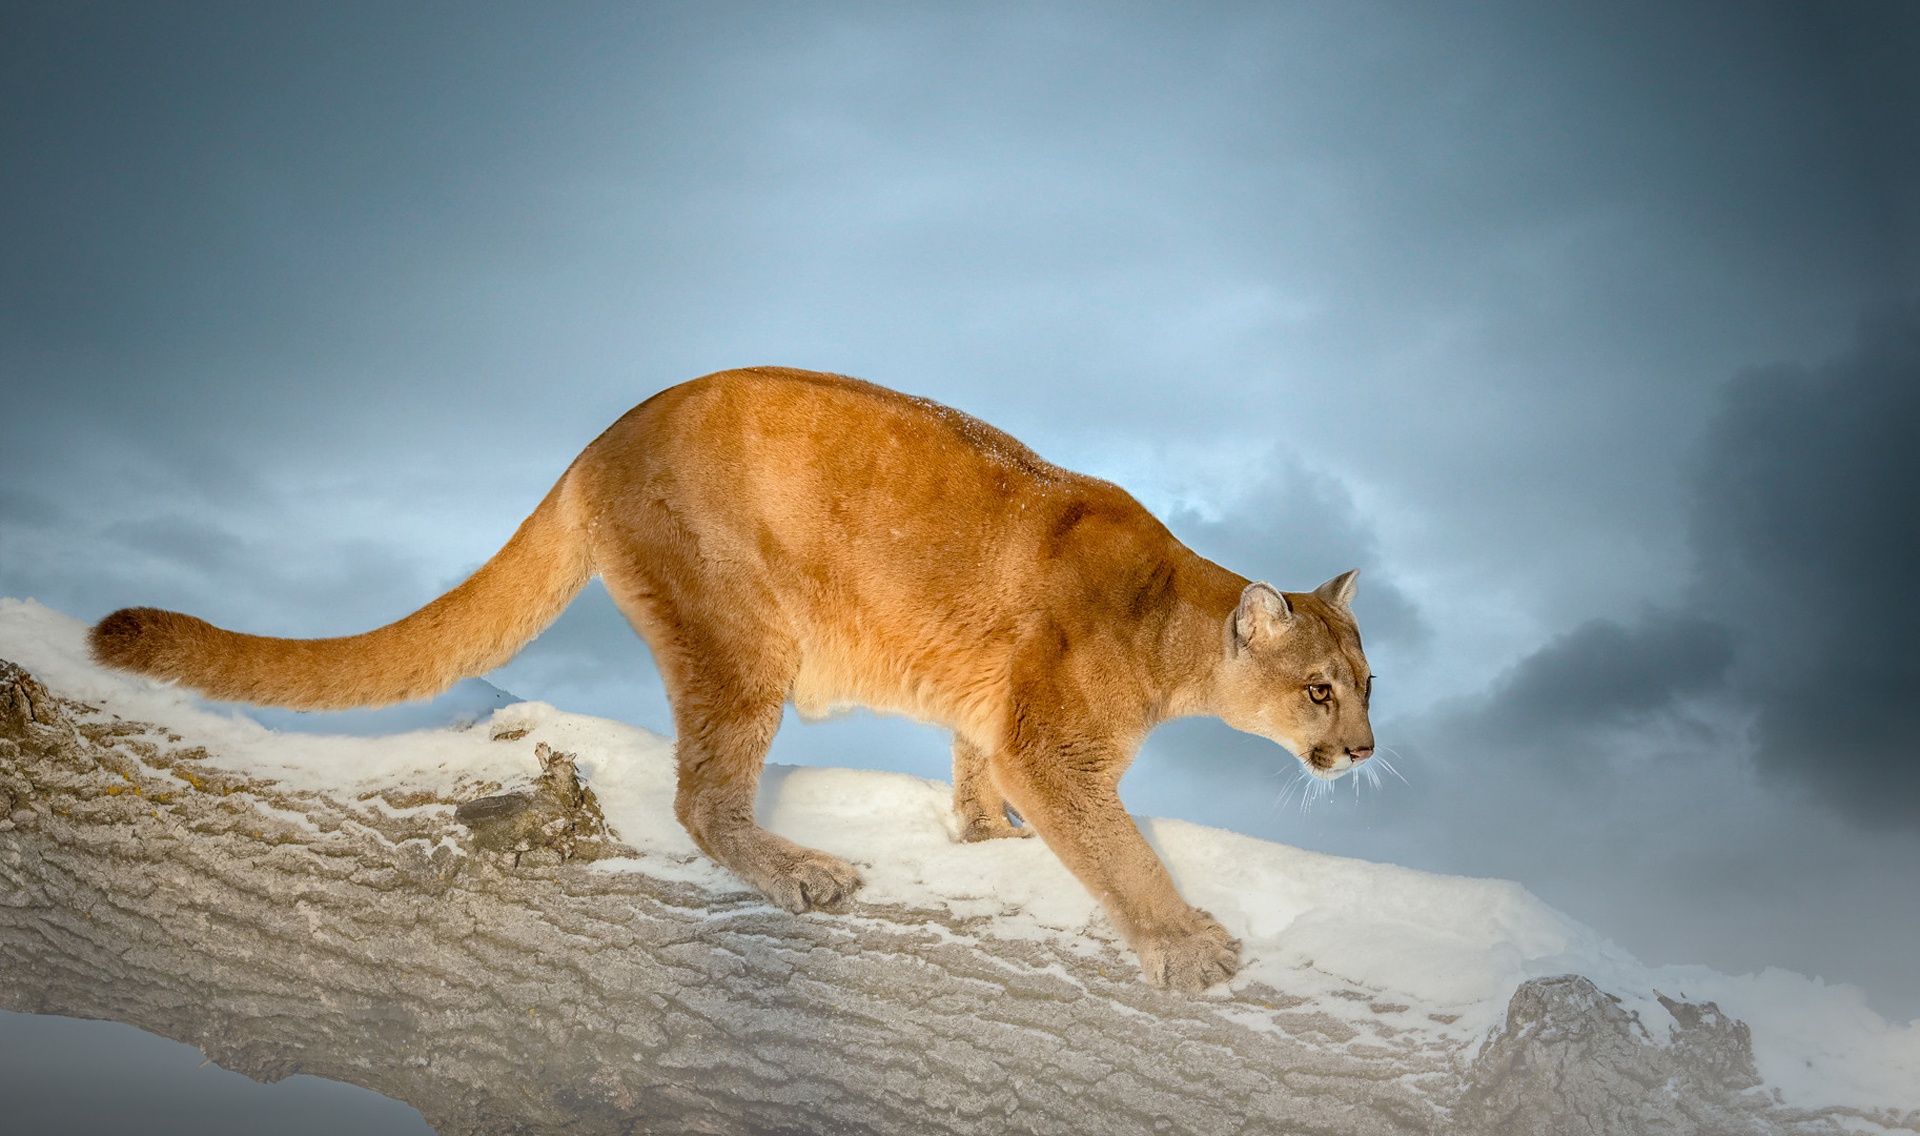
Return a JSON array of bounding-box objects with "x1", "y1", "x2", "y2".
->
[{"x1": 89, "y1": 475, "x2": 594, "y2": 710}]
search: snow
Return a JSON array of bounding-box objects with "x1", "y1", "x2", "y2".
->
[{"x1": 3, "y1": 595, "x2": 1915, "y2": 1116}]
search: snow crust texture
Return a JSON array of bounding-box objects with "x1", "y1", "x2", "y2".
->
[{"x1": 2, "y1": 597, "x2": 1916, "y2": 1135}]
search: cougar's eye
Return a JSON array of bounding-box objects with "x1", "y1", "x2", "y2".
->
[{"x1": 1308, "y1": 683, "x2": 1332, "y2": 704}]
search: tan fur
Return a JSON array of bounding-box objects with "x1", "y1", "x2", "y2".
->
[{"x1": 92, "y1": 367, "x2": 1375, "y2": 992}]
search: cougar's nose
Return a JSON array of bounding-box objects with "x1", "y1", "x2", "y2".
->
[{"x1": 1348, "y1": 746, "x2": 1374, "y2": 762}]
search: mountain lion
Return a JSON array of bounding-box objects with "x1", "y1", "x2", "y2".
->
[{"x1": 92, "y1": 367, "x2": 1376, "y2": 992}]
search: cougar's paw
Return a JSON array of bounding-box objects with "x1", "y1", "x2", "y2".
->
[
  {"x1": 755, "y1": 846, "x2": 865, "y2": 914},
  {"x1": 1135, "y1": 909, "x2": 1242, "y2": 994}
]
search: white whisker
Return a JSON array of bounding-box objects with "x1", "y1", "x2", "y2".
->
[
  {"x1": 1270, "y1": 764, "x2": 1312, "y2": 817},
  {"x1": 1300, "y1": 771, "x2": 1334, "y2": 814},
  {"x1": 1269, "y1": 745, "x2": 1405, "y2": 816},
  {"x1": 1372, "y1": 753, "x2": 1409, "y2": 785}
]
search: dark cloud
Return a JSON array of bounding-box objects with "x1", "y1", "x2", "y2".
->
[
  {"x1": 1475, "y1": 613, "x2": 1732, "y2": 742},
  {"x1": 1690, "y1": 311, "x2": 1920, "y2": 825},
  {"x1": 102, "y1": 514, "x2": 250, "y2": 576},
  {"x1": 1413, "y1": 311, "x2": 1920, "y2": 825},
  {"x1": 1337, "y1": 317, "x2": 1920, "y2": 1014},
  {"x1": 0, "y1": 467, "x2": 442, "y2": 638}
]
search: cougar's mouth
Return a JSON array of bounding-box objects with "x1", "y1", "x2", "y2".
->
[{"x1": 1302, "y1": 747, "x2": 1352, "y2": 780}]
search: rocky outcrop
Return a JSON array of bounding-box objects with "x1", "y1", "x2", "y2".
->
[{"x1": 1459, "y1": 974, "x2": 1755, "y2": 1135}]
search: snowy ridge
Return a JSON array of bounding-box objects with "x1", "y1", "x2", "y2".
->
[{"x1": 2, "y1": 596, "x2": 1915, "y2": 1121}]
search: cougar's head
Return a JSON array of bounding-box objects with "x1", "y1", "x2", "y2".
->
[{"x1": 1213, "y1": 570, "x2": 1375, "y2": 779}]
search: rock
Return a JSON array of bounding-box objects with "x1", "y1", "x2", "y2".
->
[{"x1": 1454, "y1": 974, "x2": 1783, "y2": 1135}]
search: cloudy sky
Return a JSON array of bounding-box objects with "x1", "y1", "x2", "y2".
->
[{"x1": 4, "y1": 2, "x2": 1917, "y2": 1078}]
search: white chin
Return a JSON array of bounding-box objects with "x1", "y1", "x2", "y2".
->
[{"x1": 1305, "y1": 758, "x2": 1350, "y2": 781}]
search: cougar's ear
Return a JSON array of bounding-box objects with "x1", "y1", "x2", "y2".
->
[
  {"x1": 1314, "y1": 569, "x2": 1360, "y2": 610},
  {"x1": 1231, "y1": 582, "x2": 1292, "y2": 653}
]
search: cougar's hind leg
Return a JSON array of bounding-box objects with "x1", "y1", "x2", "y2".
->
[
  {"x1": 952, "y1": 735, "x2": 1032, "y2": 842},
  {"x1": 605, "y1": 575, "x2": 862, "y2": 913},
  {"x1": 674, "y1": 678, "x2": 862, "y2": 912}
]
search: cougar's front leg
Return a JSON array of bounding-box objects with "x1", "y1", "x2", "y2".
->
[
  {"x1": 991, "y1": 732, "x2": 1240, "y2": 993},
  {"x1": 951, "y1": 735, "x2": 1032, "y2": 842}
]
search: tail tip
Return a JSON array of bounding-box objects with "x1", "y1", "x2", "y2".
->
[{"x1": 90, "y1": 607, "x2": 201, "y2": 675}]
